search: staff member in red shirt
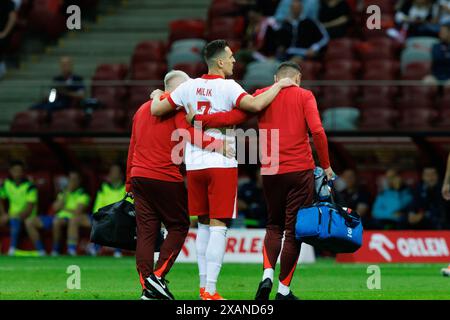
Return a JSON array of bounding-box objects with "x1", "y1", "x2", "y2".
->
[
  {"x1": 127, "y1": 70, "x2": 231, "y2": 301},
  {"x1": 189, "y1": 61, "x2": 334, "y2": 300}
]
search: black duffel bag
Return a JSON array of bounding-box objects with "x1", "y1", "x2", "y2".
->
[{"x1": 90, "y1": 195, "x2": 164, "y2": 251}]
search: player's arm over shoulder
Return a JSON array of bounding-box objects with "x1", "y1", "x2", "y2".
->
[{"x1": 151, "y1": 82, "x2": 187, "y2": 116}]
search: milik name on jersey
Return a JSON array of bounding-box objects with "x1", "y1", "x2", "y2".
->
[{"x1": 196, "y1": 87, "x2": 213, "y2": 97}]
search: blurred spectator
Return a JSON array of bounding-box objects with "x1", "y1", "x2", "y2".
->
[
  {"x1": 51, "y1": 170, "x2": 90, "y2": 256},
  {"x1": 318, "y1": 0, "x2": 352, "y2": 39},
  {"x1": 88, "y1": 163, "x2": 127, "y2": 257},
  {"x1": 336, "y1": 169, "x2": 371, "y2": 223},
  {"x1": 275, "y1": 0, "x2": 329, "y2": 61},
  {"x1": 236, "y1": 169, "x2": 267, "y2": 228},
  {"x1": 0, "y1": 0, "x2": 17, "y2": 79},
  {"x1": 274, "y1": 0, "x2": 320, "y2": 21},
  {"x1": 407, "y1": 167, "x2": 448, "y2": 229},
  {"x1": 437, "y1": 0, "x2": 450, "y2": 24},
  {"x1": 394, "y1": 0, "x2": 440, "y2": 38},
  {"x1": 423, "y1": 23, "x2": 450, "y2": 84},
  {"x1": 0, "y1": 160, "x2": 38, "y2": 256},
  {"x1": 371, "y1": 169, "x2": 413, "y2": 229},
  {"x1": 31, "y1": 56, "x2": 86, "y2": 112}
]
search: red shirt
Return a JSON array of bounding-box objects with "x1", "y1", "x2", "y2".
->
[
  {"x1": 126, "y1": 100, "x2": 221, "y2": 191},
  {"x1": 195, "y1": 86, "x2": 330, "y2": 175}
]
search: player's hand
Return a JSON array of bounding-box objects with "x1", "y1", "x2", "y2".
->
[
  {"x1": 324, "y1": 167, "x2": 336, "y2": 181},
  {"x1": 442, "y1": 182, "x2": 450, "y2": 201},
  {"x1": 186, "y1": 103, "x2": 197, "y2": 126},
  {"x1": 150, "y1": 89, "x2": 164, "y2": 100},
  {"x1": 276, "y1": 77, "x2": 298, "y2": 89},
  {"x1": 222, "y1": 140, "x2": 236, "y2": 159}
]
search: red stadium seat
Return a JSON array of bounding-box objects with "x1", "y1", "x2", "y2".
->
[
  {"x1": 323, "y1": 68, "x2": 355, "y2": 80},
  {"x1": 173, "y1": 62, "x2": 208, "y2": 78},
  {"x1": 132, "y1": 41, "x2": 167, "y2": 65},
  {"x1": 10, "y1": 110, "x2": 47, "y2": 132},
  {"x1": 169, "y1": 19, "x2": 206, "y2": 43},
  {"x1": 363, "y1": 60, "x2": 400, "y2": 80},
  {"x1": 435, "y1": 109, "x2": 450, "y2": 128},
  {"x1": 359, "y1": 43, "x2": 395, "y2": 60},
  {"x1": 360, "y1": 96, "x2": 395, "y2": 109},
  {"x1": 48, "y1": 110, "x2": 86, "y2": 132},
  {"x1": 324, "y1": 45, "x2": 355, "y2": 61},
  {"x1": 397, "y1": 108, "x2": 438, "y2": 130},
  {"x1": 299, "y1": 61, "x2": 321, "y2": 80},
  {"x1": 28, "y1": 0, "x2": 66, "y2": 39},
  {"x1": 359, "y1": 108, "x2": 399, "y2": 130},
  {"x1": 87, "y1": 109, "x2": 126, "y2": 132},
  {"x1": 91, "y1": 86, "x2": 128, "y2": 109},
  {"x1": 401, "y1": 85, "x2": 438, "y2": 99},
  {"x1": 207, "y1": 17, "x2": 245, "y2": 41},
  {"x1": 324, "y1": 60, "x2": 361, "y2": 77},
  {"x1": 396, "y1": 96, "x2": 434, "y2": 111},
  {"x1": 208, "y1": 0, "x2": 240, "y2": 20},
  {"x1": 362, "y1": 86, "x2": 399, "y2": 100},
  {"x1": 320, "y1": 86, "x2": 358, "y2": 109},
  {"x1": 128, "y1": 86, "x2": 156, "y2": 110},
  {"x1": 438, "y1": 94, "x2": 450, "y2": 110},
  {"x1": 92, "y1": 64, "x2": 128, "y2": 81},
  {"x1": 401, "y1": 62, "x2": 431, "y2": 80},
  {"x1": 131, "y1": 62, "x2": 167, "y2": 80}
]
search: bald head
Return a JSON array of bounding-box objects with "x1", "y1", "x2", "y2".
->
[{"x1": 164, "y1": 70, "x2": 190, "y2": 92}]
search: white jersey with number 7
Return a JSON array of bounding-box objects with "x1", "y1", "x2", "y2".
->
[{"x1": 168, "y1": 74, "x2": 248, "y2": 171}]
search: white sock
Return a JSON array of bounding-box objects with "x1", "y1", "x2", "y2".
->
[
  {"x1": 196, "y1": 222, "x2": 210, "y2": 288},
  {"x1": 262, "y1": 268, "x2": 274, "y2": 282},
  {"x1": 278, "y1": 281, "x2": 290, "y2": 296},
  {"x1": 205, "y1": 226, "x2": 227, "y2": 294}
]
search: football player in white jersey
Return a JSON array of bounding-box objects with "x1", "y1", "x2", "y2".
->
[{"x1": 151, "y1": 39, "x2": 297, "y2": 299}]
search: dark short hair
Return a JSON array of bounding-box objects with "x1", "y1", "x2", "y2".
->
[
  {"x1": 276, "y1": 61, "x2": 301, "y2": 75},
  {"x1": 9, "y1": 160, "x2": 25, "y2": 168},
  {"x1": 203, "y1": 39, "x2": 229, "y2": 64}
]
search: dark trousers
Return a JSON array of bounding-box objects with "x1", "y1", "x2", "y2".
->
[
  {"x1": 261, "y1": 169, "x2": 314, "y2": 286},
  {"x1": 132, "y1": 177, "x2": 189, "y2": 284}
]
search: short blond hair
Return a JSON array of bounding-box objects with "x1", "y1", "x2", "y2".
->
[{"x1": 164, "y1": 70, "x2": 190, "y2": 91}]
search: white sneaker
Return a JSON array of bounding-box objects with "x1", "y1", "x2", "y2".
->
[
  {"x1": 7, "y1": 247, "x2": 15, "y2": 256},
  {"x1": 441, "y1": 265, "x2": 450, "y2": 277},
  {"x1": 113, "y1": 251, "x2": 122, "y2": 258}
]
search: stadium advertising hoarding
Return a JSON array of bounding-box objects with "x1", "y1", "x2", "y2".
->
[
  {"x1": 337, "y1": 231, "x2": 450, "y2": 263},
  {"x1": 175, "y1": 229, "x2": 316, "y2": 264}
]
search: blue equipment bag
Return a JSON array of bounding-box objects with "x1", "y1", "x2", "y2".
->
[{"x1": 295, "y1": 168, "x2": 363, "y2": 253}]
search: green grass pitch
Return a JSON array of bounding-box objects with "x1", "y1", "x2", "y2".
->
[{"x1": 0, "y1": 256, "x2": 449, "y2": 300}]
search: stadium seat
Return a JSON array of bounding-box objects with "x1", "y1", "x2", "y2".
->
[
  {"x1": 362, "y1": 86, "x2": 399, "y2": 100},
  {"x1": 299, "y1": 61, "x2": 321, "y2": 80},
  {"x1": 396, "y1": 96, "x2": 434, "y2": 110},
  {"x1": 48, "y1": 109, "x2": 86, "y2": 132},
  {"x1": 169, "y1": 19, "x2": 206, "y2": 43},
  {"x1": 87, "y1": 109, "x2": 126, "y2": 132},
  {"x1": 128, "y1": 86, "x2": 155, "y2": 110},
  {"x1": 10, "y1": 110, "x2": 47, "y2": 132},
  {"x1": 208, "y1": 0, "x2": 240, "y2": 20},
  {"x1": 322, "y1": 107, "x2": 360, "y2": 131},
  {"x1": 324, "y1": 44, "x2": 354, "y2": 61},
  {"x1": 359, "y1": 108, "x2": 398, "y2": 130},
  {"x1": 320, "y1": 86, "x2": 359, "y2": 109},
  {"x1": 92, "y1": 64, "x2": 128, "y2": 81},
  {"x1": 91, "y1": 86, "x2": 128, "y2": 109},
  {"x1": 173, "y1": 62, "x2": 207, "y2": 78},
  {"x1": 438, "y1": 94, "x2": 450, "y2": 110},
  {"x1": 397, "y1": 108, "x2": 438, "y2": 130},
  {"x1": 323, "y1": 68, "x2": 355, "y2": 80},
  {"x1": 359, "y1": 43, "x2": 395, "y2": 60},
  {"x1": 406, "y1": 37, "x2": 439, "y2": 52},
  {"x1": 167, "y1": 50, "x2": 203, "y2": 70},
  {"x1": 324, "y1": 60, "x2": 361, "y2": 77},
  {"x1": 131, "y1": 41, "x2": 167, "y2": 65},
  {"x1": 435, "y1": 109, "x2": 450, "y2": 129},
  {"x1": 131, "y1": 62, "x2": 167, "y2": 80},
  {"x1": 207, "y1": 17, "x2": 245, "y2": 41},
  {"x1": 400, "y1": 48, "x2": 432, "y2": 71},
  {"x1": 401, "y1": 85, "x2": 438, "y2": 100},
  {"x1": 170, "y1": 39, "x2": 206, "y2": 55},
  {"x1": 246, "y1": 60, "x2": 279, "y2": 75},
  {"x1": 28, "y1": 0, "x2": 66, "y2": 39},
  {"x1": 360, "y1": 96, "x2": 395, "y2": 110},
  {"x1": 401, "y1": 62, "x2": 431, "y2": 80},
  {"x1": 363, "y1": 59, "x2": 400, "y2": 80}
]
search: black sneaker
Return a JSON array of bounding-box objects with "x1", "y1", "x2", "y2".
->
[
  {"x1": 140, "y1": 289, "x2": 158, "y2": 300},
  {"x1": 275, "y1": 291, "x2": 299, "y2": 300},
  {"x1": 255, "y1": 278, "x2": 273, "y2": 300},
  {"x1": 145, "y1": 274, "x2": 175, "y2": 300}
]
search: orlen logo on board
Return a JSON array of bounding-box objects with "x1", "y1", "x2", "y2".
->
[{"x1": 369, "y1": 233, "x2": 450, "y2": 261}]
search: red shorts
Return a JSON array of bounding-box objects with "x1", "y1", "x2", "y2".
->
[{"x1": 187, "y1": 168, "x2": 238, "y2": 219}]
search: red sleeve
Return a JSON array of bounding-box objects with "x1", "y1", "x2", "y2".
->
[
  {"x1": 195, "y1": 108, "x2": 252, "y2": 128},
  {"x1": 126, "y1": 115, "x2": 137, "y2": 192},
  {"x1": 174, "y1": 111, "x2": 223, "y2": 150},
  {"x1": 302, "y1": 91, "x2": 331, "y2": 169}
]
